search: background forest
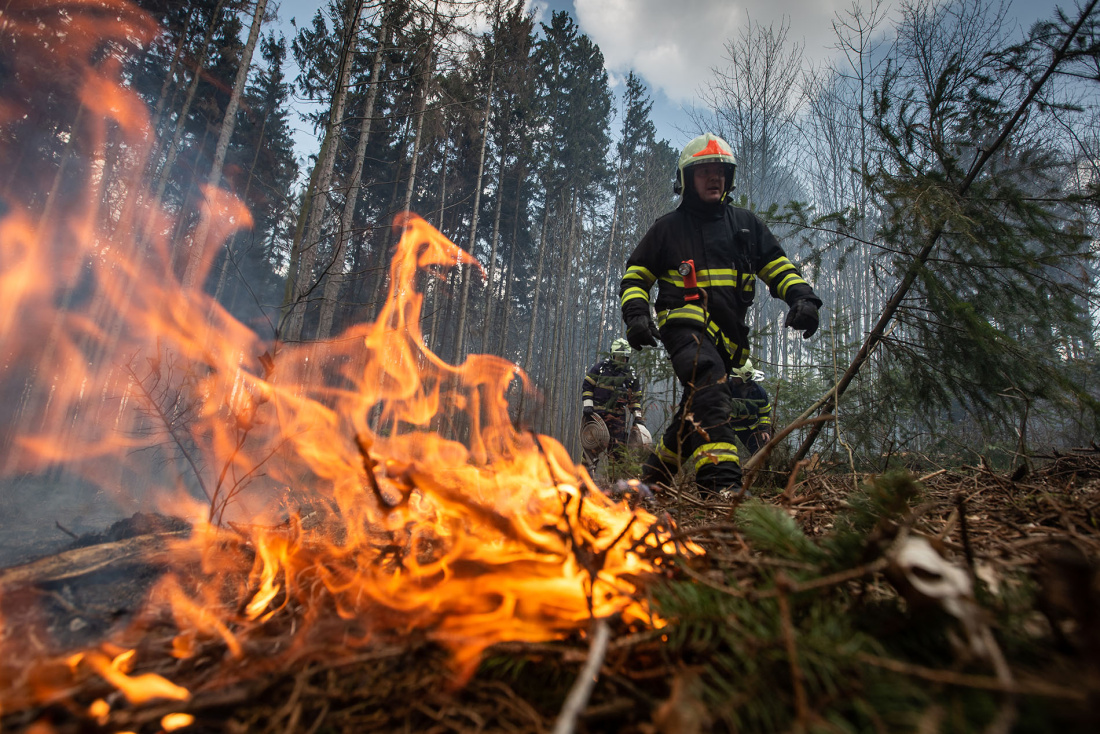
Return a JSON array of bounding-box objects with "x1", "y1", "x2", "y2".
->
[{"x1": 6, "y1": 0, "x2": 1098, "y2": 474}]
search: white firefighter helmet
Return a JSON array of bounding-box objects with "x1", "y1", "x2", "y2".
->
[
  {"x1": 610, "y1": 338, "x2": 631, "y2": 364},
  {"x1": 628, "y1": 423, "x2": 653, "y2": 450},
  {"x1": 674, "y1": 132, "x2": 737, "y2": 196},
  {"x1": 580, "y1": 413, "x2": 611, "y2": 454},
  {"x1": 730, "y1": 358, "x2": 756, "y2": 382}
]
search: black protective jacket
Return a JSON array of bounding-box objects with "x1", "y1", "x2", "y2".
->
[
  {"x1": 581, "y1": 360, "x2": 642, "y2": 418},
  {"x1": 620, "y1": 196, "x2": 821, "y2": 366}
]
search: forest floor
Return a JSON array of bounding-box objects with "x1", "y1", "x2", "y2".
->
[{"x1": 1, "y1": 448, "x2": 1098, "y2": 733}]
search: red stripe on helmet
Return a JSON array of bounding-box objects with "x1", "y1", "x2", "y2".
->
[{"x1": 692, "y1": 139, "x2": 731, "y2": 158}]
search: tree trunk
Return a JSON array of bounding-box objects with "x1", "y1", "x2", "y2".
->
[
  {"x1": 280, "y1": 0, "x2": 366, "y2": 343},
  {"x1": 522, "y1": 204, "x2": 551, "y2": 372},
  {"x1": 147, "y1": 9, "x2": 195, "y2": 173},
  {"x1": 184, "y1": 0, "x2": 270, "y2": 290},
  {"x1": 480, "y1": 123, "x2": 510, "y2": 352},
  {"x1": 597, "y1": 157, "x2": 623, "y2": 342},
  {"x1": 497, "y1": 161, "x2": 525, "y2": 358},
  {"x1": 400, "y1": 0, "x2": 440, "y2": 218},
  {"x1": 148, "y1": 0, "x2": 226, "y2": 220},
  {"x1": 452, "y1": 62, "x2": 495, "y2": 362},
  {"x1": 316, "y1": 0, "x2": 394, "y2": 340}
]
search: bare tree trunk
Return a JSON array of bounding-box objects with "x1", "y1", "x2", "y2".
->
[
  {"x1": 597, "y1": 157, "x2": 623, "y2": 342},
  {"x1": 316, "y1": 0, "x2": 394, "y2": 339},
  {"x1": 400, "y1": 0, "x2": 440, "y2": 218},
  {"x1": 522, "y1": 204, "x2": 551, "y2": 371},
  {"x1": 497, "y1": 161, "x2": 525, "y2": 358},
  {"x1": 281, "y1": 0, "x2": 366, "y2": 342},
  {"x1": 427, "y1": 134, "x2": 448, "y2": 354},
  {"x1": 147, "y1": 9, "x2": 195, "y2": 171},
  {"x1": 480, "y1": 125, "x2": 509, "y2": 352},
  {"x1": 211, "y1": 112, "x2": 268, "y2": 304},
  {"x1": 184, "y1": 0, "x2": 270, "y2": 290},
  {"x1": 148, "y1": 0, "x2": 226, "y2": 218},
  {"x1": 452, "y1": 61, "x2": 495, "y2": 361}
]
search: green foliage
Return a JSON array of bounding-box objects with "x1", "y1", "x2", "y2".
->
[
  {"x1": 863, "y1": 0, "x2": 1100, "y2": 438},
  {"x1": 647, "y1": 471, "x2": 1073, "y2": 732},
  {"x1": 735, "y1": 501, "x2": 828, "y2": 564}
]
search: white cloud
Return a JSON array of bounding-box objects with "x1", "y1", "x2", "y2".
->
[{"x1": 574, "y1": 0, "x2": 855, "y2": 103}]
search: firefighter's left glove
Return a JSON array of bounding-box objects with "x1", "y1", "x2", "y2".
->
[
  {"x1": 784, "y1": 299, "x2": 819, "y2": 339},
  {"x1": 626, "y1": 316, "x2": 660, "y2": 350},
  {"x1": 583, "y1": 405, "x2": 595, "y2": 419}
]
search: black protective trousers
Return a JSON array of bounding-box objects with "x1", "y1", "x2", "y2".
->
[{"x1": 641, "y1": 326, "x2": 741, "y2": 495}]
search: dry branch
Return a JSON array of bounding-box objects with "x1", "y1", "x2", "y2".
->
[{"x1": 0, "y1": 531, "x2": 187, "y2": 592}]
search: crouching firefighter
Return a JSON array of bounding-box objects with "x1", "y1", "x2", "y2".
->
[
  {"x1": 729, "y1": 359, "x2": 772, "y2": 458},
  {"x1": 580, "y1": 338, "x2": 647, "y2": 471},
  {"x1": 619, "y1": 132, "x2": 822, "y2": 498}
]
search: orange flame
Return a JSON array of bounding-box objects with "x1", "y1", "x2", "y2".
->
[{"x1": 0, "y1": 0, "x2": 699, "y2": 718}]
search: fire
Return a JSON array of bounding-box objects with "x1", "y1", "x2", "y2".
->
[{"x1": 0, "y1": 0, "x2": 698, "y2": 722}]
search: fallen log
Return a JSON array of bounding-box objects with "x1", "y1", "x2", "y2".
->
[{"x1": 0, "y1": 531, "x2": 188, "y2": 592}]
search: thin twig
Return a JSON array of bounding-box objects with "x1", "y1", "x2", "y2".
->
[
  {"x1": 552, "y1": 619, "x2": 612, "y2": 734},
  {"x1": 856, "y1": 654, "x2": 1083, "y2": 700},
  {"x1": 55, "y1": 521, "x2": 78, "y2": 540},
  {"x1": 743, "y1": 415, "x2": 835, "y2": 494}
]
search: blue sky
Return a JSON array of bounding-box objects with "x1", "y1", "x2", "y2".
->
[{"x1": 273, "y1": 0, "x2": 1063, "y2": 160}]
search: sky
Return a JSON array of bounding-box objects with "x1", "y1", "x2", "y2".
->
[{"x1": 274, "y1": 0, "x2": 1062, "y2": 159}]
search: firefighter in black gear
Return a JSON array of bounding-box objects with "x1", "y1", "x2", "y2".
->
[
  {"x1": 729, "y1": 359, "x2": 772, "y2": 457},
  {"x1": 581, "y1": 338, "x2": 645, "y2": 468},
  {"x1": 619, "y1": 133, "x2": 821, "y2": 497}
]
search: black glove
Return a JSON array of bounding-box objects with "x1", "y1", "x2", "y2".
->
[
  {"x1": 583, "y1": 405, "x2": 595, "y2": 418},
  {"x1": 625, "y1": 315, "x2": 660, "y2": 350},
  {"x1": 784, "y1": 299, "x2": 819, "y2": 339}
]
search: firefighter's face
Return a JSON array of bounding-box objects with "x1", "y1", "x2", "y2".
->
[{"x1": 692, "y1": 163, "x2": 726, "y2": 203}]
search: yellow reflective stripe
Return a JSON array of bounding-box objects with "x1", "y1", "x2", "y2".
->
[
  {"x1": 657, "y1": 268, "x2": 749, "y2": 289},
  {"x1": 653, "y1": 438, "x2": 680, "y2": 464},
  {"x1": 621, "y1": 287, "x2": 650, "y2": 307},
  {"x1": 584, "y1": 375, "x2": 597, "y2": 385},
  {"x1": 656, "y1": 305, "x2": 707, "y2": 326},
  {"x1": 623, "y1": 265, "x2": 656, "y2": 285},
  {"x1": 690, "y1": 442, "x2": 740, "y2": 472},
  {"x1": 775, "y1": 273, "x2": 808, "y2": 300},
  {"x1": 704, "y1": 321, "x2": 740, "y2": 356},
  {"x1": 758, "y1": 256, "x2": 793, "y2": 280},
  {"x1": 696, "y1": 268, "x2": 741, "y2": 288}
]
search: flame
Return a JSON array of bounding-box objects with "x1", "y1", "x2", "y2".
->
[
  {"x1": 0, "y1": 0, "x2": 699, "y2": 719},
  {"x1": 77, "y1": 650, "x2": 190, "y2": 706},
  {"x1": 162, "y1": 713, "x2": 195, "y2": 731}
]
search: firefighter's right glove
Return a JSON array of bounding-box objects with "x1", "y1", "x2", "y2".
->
[
  {"x1": 583, "y1": 405, "x2": 595, "y2": 420},
  {"x1": 626, "y1": 316, "x2": 660, "y2": 350},
  {"x1": 784, "y1": 299, "x2": 819, "y2": 339}
]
